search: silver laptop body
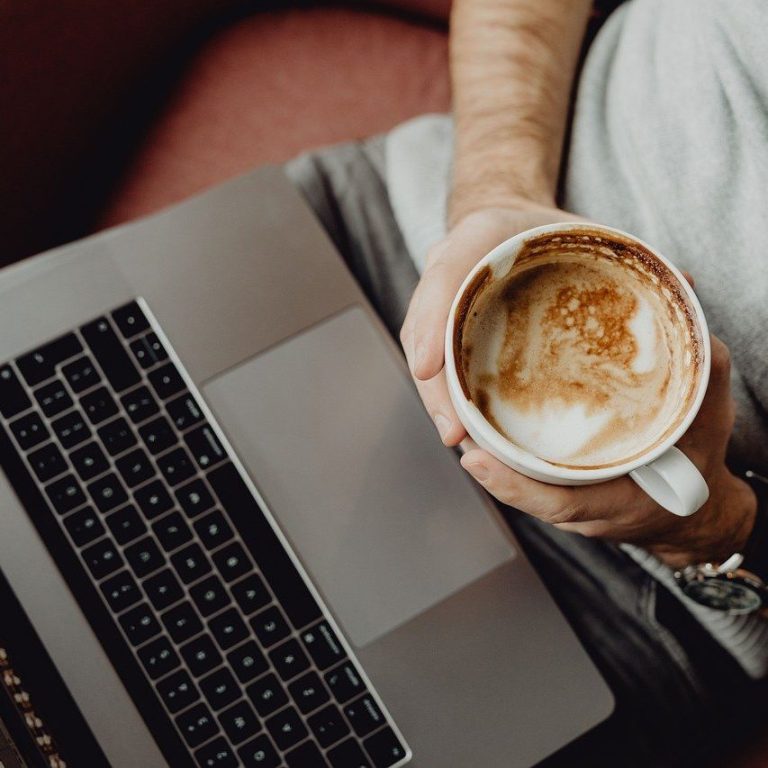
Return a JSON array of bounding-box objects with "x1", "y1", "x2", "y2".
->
[{"x1": 0, "y1": 167, "x2": 613, "y2": 767}]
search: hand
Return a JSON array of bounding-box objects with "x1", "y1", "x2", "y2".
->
[
  {"x1": 400, "y1": 202, "x2": 581, "y2": 446},
  {"x1": 460, "y1": 333, "x2": 757, "y2": 567}
]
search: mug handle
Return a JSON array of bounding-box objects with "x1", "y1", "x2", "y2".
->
[{"x1": 629, "y1": 446, "x2": 709, "y2": 517}]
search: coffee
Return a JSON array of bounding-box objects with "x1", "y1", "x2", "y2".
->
[{"x1": 454, "y1": 229, "x2": 704, "y2": 469}]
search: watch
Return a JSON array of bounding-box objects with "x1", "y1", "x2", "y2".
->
[{"x1": 673, "y1": 470, "x2": 768, "y2": 614}]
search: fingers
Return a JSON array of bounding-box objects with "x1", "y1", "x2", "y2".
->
[
  {"x1": 460, "y1": 449, "x2": 576, "y2": 520},
  {"x1": 460, "y1": 448, "x2": 644, "y2": 530},
  {"x1": 401, "y1": 258, "x2": 465, "y2": 381},
  {"x1": 709, "y1": 334, "x2": 731, "y2": 388},
  {"x1": 400, "y1": 216, "x2": 517, "y2": 381},
  {"x1": 414, "y1": 371, "x2": 467, "y2": 446},
  {"x1": 681, "y1": 271, "x2": 695, "y2": 288}
]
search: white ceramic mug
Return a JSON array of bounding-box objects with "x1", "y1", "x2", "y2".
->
[{"x1": 444, "y1": 222, "x2": 711, "y2": 517}]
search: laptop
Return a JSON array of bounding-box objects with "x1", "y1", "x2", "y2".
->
[{"x1": 0, "y1": 166, "x2": 613, "y2": 768}]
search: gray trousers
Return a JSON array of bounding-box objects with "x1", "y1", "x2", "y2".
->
[{"x1": 285, "y1": 141, "x2": 763, "y2": 768}]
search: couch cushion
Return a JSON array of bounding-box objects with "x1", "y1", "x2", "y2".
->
[{"x1": 100, "y1": 7, "x2": 449, "y2": 227}]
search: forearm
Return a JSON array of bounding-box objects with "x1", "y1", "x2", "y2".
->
[{"x1": 449, "y1": 0, "x2": 592, "y2": 224}]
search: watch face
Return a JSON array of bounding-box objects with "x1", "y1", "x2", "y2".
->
[{"x1": 683, "y1": 578, "x2": 763, "y2": 613}]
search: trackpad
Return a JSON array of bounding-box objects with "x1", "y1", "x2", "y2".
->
[{"x1": 203, "y1": 307, "x2": 513, "y2": 647}]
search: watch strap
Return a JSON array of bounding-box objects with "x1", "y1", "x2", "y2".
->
[{"x1": 741, "y1": 470, "x2": 768, "y2": 582}]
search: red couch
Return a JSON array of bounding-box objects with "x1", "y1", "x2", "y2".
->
[{"x1": 2, "y1": 2, "x2": 767, "y2": 765}]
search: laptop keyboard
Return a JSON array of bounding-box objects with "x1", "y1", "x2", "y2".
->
[{"x1": 0, "y1": 300, "x2": 410, "y2": 768}]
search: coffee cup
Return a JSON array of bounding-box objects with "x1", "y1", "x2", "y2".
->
[{"x1": 445, "y1": 222, "x2": 711, "y2": 517}]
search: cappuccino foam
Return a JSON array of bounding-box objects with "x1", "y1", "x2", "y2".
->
[{"x1": 456, "y1": 231, "x2": 703, "y2": 468}]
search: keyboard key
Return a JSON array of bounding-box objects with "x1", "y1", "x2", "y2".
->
[
  {"x1": 153, "y1": 511, "x2": 192, "y2": 553},
  {"x1": 16, "y1": 333, "x2": 82, "y2": 387},
  {"x1": 149, "y1": 363, "x2": 185, "y2": 400},
  {"x1": 190, "y1": 575, "x2": 230, "y2": 617},
  {"x1": 325, "y1": 663, "x2": 365, "y2": 705},
  {"x1": 97, "y1": 417, "x2": 136, "y2": 456},
  {"x1": 250, "y1": 606, "x2": 290, "y2": 648},
  {"x1": 209, "y1": 608, "x2": 248, "y2": 651},
  {"x1": 196, "y1": 737, "x2": 238, "y2": 768},
  {"x1": 344, "y1": 696, "x2": 385, "y2": 738},
  {"x1": 266, "y1": 705, "x2": 307, "y2": 751},
  {"x1": 363, "y1": 728, "x2": 406, "y2": 768},
  {"x1": 52, "y1": 410, "x2": 91, "y2": 449},
  {"x1": 167, "y1": 392, "x2": 204, "y2": 431},
  {"x1": 34, "y1": 379, "x2": 72, "y2": 417},
  {"x1": 286, "y1": 741, "x2": 329, "y2": 768},
  {"x1": 158, "y1": 446, "x2": 196, "y2": 486},
  {"x1": 134, "y1": 479, "x2": 173, "y2": 519},
  {"x1": 269, "y1": 638, "x2": 310, "y2": 682},
  {"x1": 185, "y1": 425, "x2": 225, "y2": 470},
  {"x1": 112, "y1": 301, "x2": 150, "y2": 339},
  {"x1": 158, "y1": 669, "x2": 200, "y2": 714},
  {"x1": 302, "y1": 622, "x2": 345, "y2": 671},
  {"x1": 200, "y1": 667, "x2": 241, "y2": 712},
  {"x1": 328, "y1": 739, "x2": 372, "y2": 768},
  {"x1": 81, "y1": 317, "x2": 141, "y2": 392},
  {"x1": 195, "y1": 510, "x2": 234, "y2": 552},
  {"x1": 212, "y1": 542, "x2": 251, "y2": 583},
  {"x1": 28, "y1": 442, "x2": 67, "y2": 482},
  {"x1": 116, "y1": 447, "x2": 155, "y2": 488},
  {"x1": 0, "y1": 365, "x2": 31, "y2": 418},
  {"x1": 118, "y1": 602, "x2": 161, "y2": 646},
  {"x1": 238, "y1": 734, "x2": 280, "y2": 768},
  {"x1": 231, "y1": 574, "x2": 270, "y2": 616},
  {"x1": 80, "y1": 386, "x2": 118, "y2": 425},
  {"x1": 182, "y1": 634, "x2": 223, "y2": 677},
  {"x1": 121, "y1": 386, "x2": 159, "y2": 424},
  {"x1": 87, "y1": 472, "x2": 128, "y2": 513},
  {"x1": 162, "y1": 601, "x2": 204, "y2": 644},
  {"x1": 101, "y1": 570, "x2": 142, "y2": 613},
  {"x1": 208, "y1": 462, "x2": 321, "y2": 630},
  {"x1": 70, "y1": 441, "x2": 109, "y2": 481},
  {"x1": 130, "y1": 333, "x2": 168, "y2": 369},
  {"x1": 176, "y1": 703, "x2": 218, "y2": 749},
  {"x1": 218, "y1": 700, "x2": 261, "y2": 744},
  {"x1": 289, "y1": 671, "x2": 330, "y2": 715},
  {"x1": 246, "y1": 673, "x2": 288, "y2": 717},
  {"x1": 144, "y1": 568, "x2": 184, "y2": 611},
  {"x1": 226, "y1": 641, "x2": 268, "y2": 684},
  {"x1": 139, "y1": 415, "x2": 177, "y2": 455},
  {"x1": 138, "y1": 636, "x2": 181, "y2": 680},
  {"x1": 9, "y1": 412, "x2": 48, "y2": 450},
  {"x1": 106, "y1": 504, "x2": 147, "y2": 545},
  {"x1": 62, "y1": 355, "x2": 101, "y2": 393},
  {"x1": 45, "y1": 474, "x2": 86, "y2": 514},
  {"x1": 308, "y1": 704, "x2": 350, "y2": 749},
  {"x1": 176, "y1": 479, "x2": 214, "y2": 518},
  {"x1": 125, "y1": 536, "x2": 165, "y2": 578},
  {"x1": 171, "y1": 543, "x2": 211, "y2": 584},
  {"x1": 63, "y1": 505, "x2": 105, "y2": 546}
]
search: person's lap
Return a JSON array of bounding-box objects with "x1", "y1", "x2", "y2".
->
[{"x1": 284, "y1": 137, "x2": 759, "y2": 767}]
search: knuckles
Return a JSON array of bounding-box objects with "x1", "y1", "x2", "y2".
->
[
  {"x1": 709, "y1": 336, "x2": 731, "y2": 379},
  {"x1": 545, "y1": 500, "x2": 592, "y2": 526}
]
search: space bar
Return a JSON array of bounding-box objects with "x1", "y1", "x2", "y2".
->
[{"x1": 207, "y1": 461, "x2": 322, "y2": 630}]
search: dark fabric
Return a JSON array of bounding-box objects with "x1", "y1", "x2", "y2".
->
[{"x1": 285, "y1": 139, "x2": 763, "y2": 768}]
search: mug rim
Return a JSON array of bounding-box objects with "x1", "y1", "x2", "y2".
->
[{"x1": 444, "y1": 221, "x2": 712, "y2": 482}]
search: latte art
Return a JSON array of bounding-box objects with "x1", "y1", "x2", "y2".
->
[{"x1": 456, "y1": 232, "x2": 702, "y2": 468}]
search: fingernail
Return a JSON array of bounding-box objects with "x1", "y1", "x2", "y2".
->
[
  {"x1": 465, "y1": 462, "x2": 489, "y2": 482},
  {"x1": 433, "y1": 413, "x2": 450, "y2": 440}
]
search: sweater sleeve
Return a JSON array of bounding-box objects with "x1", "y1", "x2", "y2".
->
[{"x1": 622, "y1": 544, "x2": 768, "y2": 679}]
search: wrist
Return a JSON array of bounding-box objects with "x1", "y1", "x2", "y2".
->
[
  {"x1": 447, "y1": 196, "x2": 559, "y2": 234},
  {"x1": 449, "y1": 159, "x2": 556, "y2": 227},
  {"x1": 655, "y1": 472, "x2": 757, "y2": 568}
]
